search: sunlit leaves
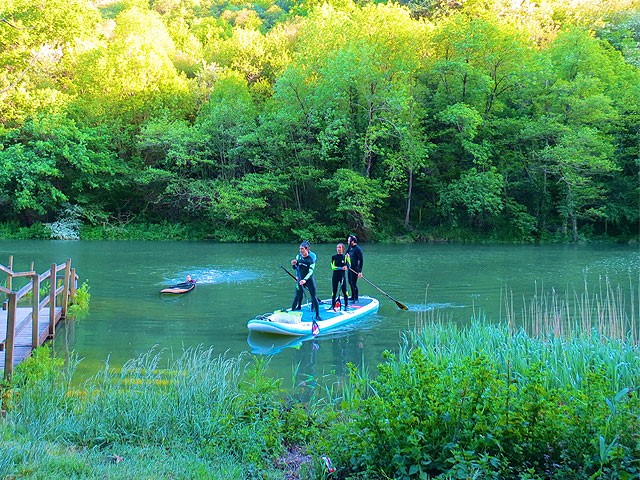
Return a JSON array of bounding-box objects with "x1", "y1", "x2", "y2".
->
[
  {"x1": 197, "y1": 71, "x2": 258, "y2": 179},
  {"x1": 0, "y1": 0, "x2": 101, "y2": 125},
  {"x1": 72, "y1": 5, "x2": 192, "y2": 124},
  {"x1": 428, "y1": 15, "x2": 533, "y2": 114},
  {"x1": 0, "y1": 0, "x2": 638, "y2": 239}
]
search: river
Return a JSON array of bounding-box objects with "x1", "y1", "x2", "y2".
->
[{"x1": 1, "y1": 240, "x2": 638, "y2": 391}]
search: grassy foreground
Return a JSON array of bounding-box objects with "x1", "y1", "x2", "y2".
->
[{"x1": 1, "y1": 316, "x2": 640, "y2": 479}]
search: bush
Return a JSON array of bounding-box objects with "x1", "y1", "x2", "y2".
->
[
  {"x1": 319, "y1": 322, "x2": 640, "y2": 479},
  {"x1": 67, "y1": 280, "x2": 90, "y2": 319}
]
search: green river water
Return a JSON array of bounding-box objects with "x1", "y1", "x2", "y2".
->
[{"x1": 1, "y1": 240, "x2": 638, "y2": 392}]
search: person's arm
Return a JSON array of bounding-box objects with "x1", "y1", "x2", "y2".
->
[
  {"x1": 303, "y1": 260, "x2": 316, "y2": 281},
  {"x1": 352, "y1": 249, "x2": 361, "y2": 272}
]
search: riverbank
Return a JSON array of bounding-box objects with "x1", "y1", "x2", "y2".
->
[
  {"x1": 2, "y1": 317, "x2": 639, "y2": 479},
  {"x1": 1, "y1": 220, "x2": 637, "y2": 244}
]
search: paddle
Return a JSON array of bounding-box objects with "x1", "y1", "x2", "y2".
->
[
  {"x1": 280, "y1": 265, "x2": 298, "y2": 282},
  {"x1": 350, "y1": 268, "x2": 409, "y2": 310},
  {"x1": 280, "y1": 266, "x2": 319, "y2": 335}
]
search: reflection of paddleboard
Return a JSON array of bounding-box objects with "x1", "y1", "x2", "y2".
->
[
  {"x1": 247, "y1": 296, "x2": 379, "y2": 337},
  {"x1": 160, "y1": 282, "x2": 196, "y2": 294},
  {"x1": 247, "y1": 331, "x2": 307, "y2": 355}
]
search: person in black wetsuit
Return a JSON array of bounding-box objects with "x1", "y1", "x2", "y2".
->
[
  {"x1": 330, "y1": 243, "x2": 350, "y2": 311},
  {"x1": 346, "y1": 234, "x2": 363, "y2": 302},
  {"x1": 291, "y1": 241, "x2": 321, "y2": 321}
]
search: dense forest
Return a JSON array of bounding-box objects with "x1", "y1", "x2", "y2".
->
[{"x1": 1, "y1": 0, "x2": 639, "y2": 242}]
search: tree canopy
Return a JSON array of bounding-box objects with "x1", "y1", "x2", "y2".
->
[{"x1": 1, "y1": 0, "x2": 639, "y2": 242}]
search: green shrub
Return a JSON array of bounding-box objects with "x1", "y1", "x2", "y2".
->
[
  {"x1": 67, "y1": 280, "x2": 90, "y2": 318},
  {"x1": 319, "y1": 322, "x2": 640, "y2": 479}
]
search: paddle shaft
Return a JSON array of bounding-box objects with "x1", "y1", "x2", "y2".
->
[
  {"x1": 349, "y1": 268, "x2": 408, "y2": 310},
  {"x1": 280, "y1": 265, "x2": 298, "y2": 282},
  {"x1": 280, "y1": 264, "x2": 310, "y2": 299}
]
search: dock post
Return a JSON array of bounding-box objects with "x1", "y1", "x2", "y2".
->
[
  {"x1": 4, "y1": 292, "x2": 17, "y2": 381},
  {"x1": 6, "y1": 256, "x2": 13, "y2": 292},
  {"x1": 49, "y1": 263, "x2": 56, "y2": 337},
  {"x1": 32, "y1": 273, "x2": 40, "y2": 348},
  {"x1": 70, "y1": 268, "x2": 77, "y2": 301},
  {"x1": 61, "y1": 258, "x2": 71, "y2": 318}
]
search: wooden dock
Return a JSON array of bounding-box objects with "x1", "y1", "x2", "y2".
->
[{"x1": 1, "y1": 257, "x2": 77, "y2": 380}]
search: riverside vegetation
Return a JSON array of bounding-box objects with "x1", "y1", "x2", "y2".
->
[
  {"x1": 1, "y1": 0, "x2": 639, "y2": 244},
  {"x1": 1, "y1": 282, "x2": 639, "y2": 479}
]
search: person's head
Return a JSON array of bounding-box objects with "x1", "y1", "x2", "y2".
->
[
  {"x1": 348, "y1": 234, "x2": 357, "y2": 245},
  {"x1": 186, "y1": 274, "x2": 192, "y2": 282},
  {"x1": 299, "y1": 241, "x2": 310, "y2": 257},
  {"x1": 336, "y1": 243, "x2": 345, "y2": 254}
]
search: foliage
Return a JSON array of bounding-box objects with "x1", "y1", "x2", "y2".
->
[
  {"x1": 1, "y1": 347, "x2": 321, "y2": 478},
  {"x1": 45, "y1": 204, "x2": 83, "y2": 240},
  {"x1": 3, "y1": 319, "x2": 640, "y2": 478},
  {"x1": 319, "y1": 321, "x2": 640, "y2": 479},
  {"x1": 0, "y1": 0, "x2": 639, "y2": 242},
  {"x1": 67, "y1": 280, "x2": 90, "y2": 319}
]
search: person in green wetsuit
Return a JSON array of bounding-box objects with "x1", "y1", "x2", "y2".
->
[
  {"x1": 330, "y1": 243, "x2": 350, "y2": 311},
  {"x1": 291, "y1": 241, "x2": 321, "y2": 321},
  {"x1": 306, "y1": 240, "x2": 324, "y2": 305}
]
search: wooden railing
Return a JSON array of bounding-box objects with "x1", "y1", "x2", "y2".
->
[{"x1": 1, "y1": 256, "x2": 78, "y2": 380}]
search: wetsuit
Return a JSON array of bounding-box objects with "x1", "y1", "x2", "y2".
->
[
  {"x1": 291, "y1": 253, "x2": 321, "y2": 320},
  {"x1": 346, "y1": 243, "x2": 363, "y2": 301},
  {"x1": 308, "y1": 250, "x2": 323, "y2": 305},
  {"x1": 330, "y1": 253, "x2": 350, "y2": 310}
]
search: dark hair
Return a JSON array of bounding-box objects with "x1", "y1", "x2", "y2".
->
[
  {"x1": 300, "y1": 240, "x2": 310, "y2": 248},
  {"x1": 348, "y1": 235, "x2": 357, "y2": 243}
]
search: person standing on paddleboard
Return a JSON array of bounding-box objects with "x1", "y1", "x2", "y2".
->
[
  {"x1": 346, "y1": 235, "x2": 363, "y2": 302},
  {"x1": 291, "y1": 241, "x2": 322, "y2": 321},
  {"x1": 306, "y1": 240, "x2": 324, "y2": 305},
  {"x1": 330, "y1": 243, "x2": 350, "y2": 311}
]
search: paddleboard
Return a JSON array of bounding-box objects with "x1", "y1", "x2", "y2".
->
[
  {"x1": 247, "y1": 296, "x2": 379, "y2": 336},
  {"x1": 160, "y1": 282, "x2": 196, "y2": 294}
]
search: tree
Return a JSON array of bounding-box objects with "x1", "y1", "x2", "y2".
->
[
  {"x1": 0, "y1": 115, "x2": 122, "y2": 224},
  {"x1": 541, "y1": 127, "x2": 618, "y2": 241},
  {"x1": 71, "y1": 5, "x2": 193, "y2": 127},
  {"x1": 0, "y1": 0, "x2": 100, "y2": 126},
  {"x1": 196, "y1": 71, "x2": 258, "y2": 180},
  {"x1": 439, "y1": 167, "x2": 504, "y2": 230},
  {"x1": 323, "y1": 168, "x2": 388, "y2": 238}
]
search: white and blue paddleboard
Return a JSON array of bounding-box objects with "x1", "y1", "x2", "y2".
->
[{"x1": 247, "y1": 296, "x2": 380, "y2": 336}]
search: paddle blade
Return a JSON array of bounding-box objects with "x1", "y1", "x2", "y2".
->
[
  {"x1": 396, "y1": 300, "x2": 409, "y2": 310},
  {"x1": 312, "y1": 320, "x2": 320, "y2": 336}
]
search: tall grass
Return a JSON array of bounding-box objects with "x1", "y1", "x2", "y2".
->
[
  {"x1": 1, "y1": 346, "x2": 317, "y2": 479},
  {"x1": 502, "y1": 275, "x2": 640, "y2": 343},
  {"x1": 412, "y1": 276, "x2": 640, "y2": 391}
]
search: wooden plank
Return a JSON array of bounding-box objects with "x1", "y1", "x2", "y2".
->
[
  {"x1": 0, "y1": 308, "x2": 31, "y2": 351},
  {"x1": 1, "y1": 258, "x2": 73, "y2": 377},
  {"x1": 0, "y1": 307, "x2": 60, "y2": 373}
]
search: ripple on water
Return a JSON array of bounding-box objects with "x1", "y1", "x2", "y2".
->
[{"x1": 163, "y1": 268, "x2": 260, "y2": 285}]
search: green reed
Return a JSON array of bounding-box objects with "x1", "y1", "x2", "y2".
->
[
  {"x1": 502, "y1": 274, "x2": 640, "y2": 343},
  {"x1": 1, "y1": 346, "x2": 307, "y2": 479}
]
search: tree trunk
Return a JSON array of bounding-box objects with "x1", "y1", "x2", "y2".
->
[{"x1": 404, "y1": 168, "x2": 413, "y2": 228}]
